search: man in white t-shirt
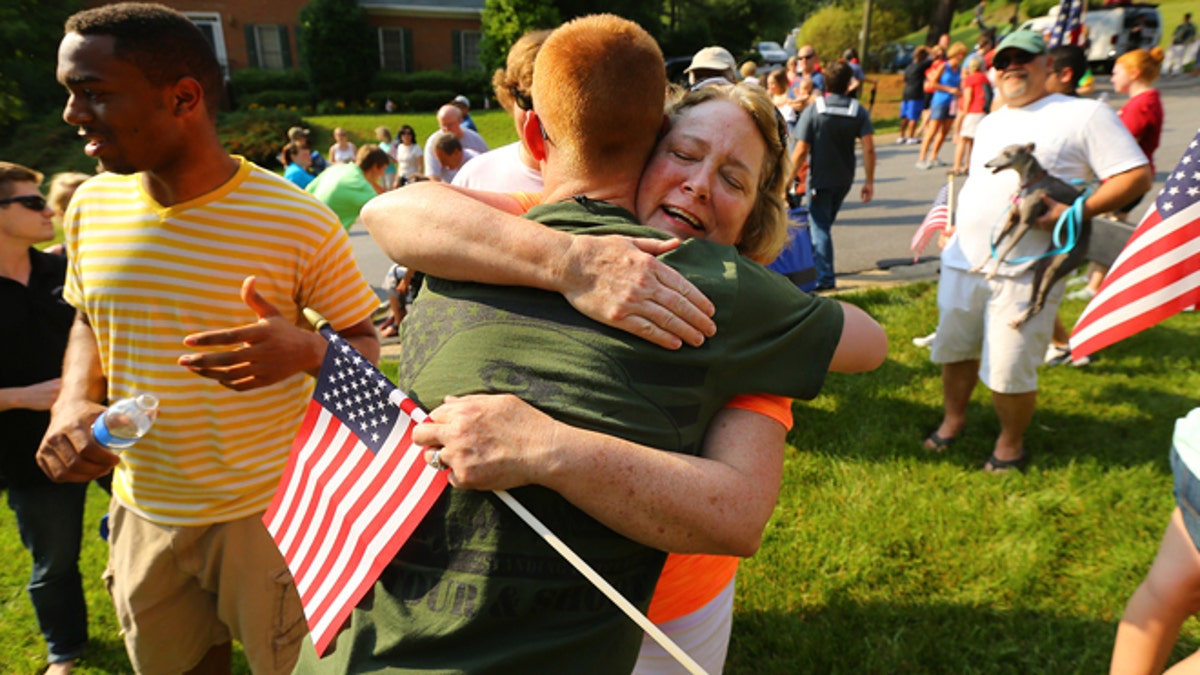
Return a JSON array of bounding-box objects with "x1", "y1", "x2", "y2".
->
[
  {"x1": 924, "y1": 30, "x2": 1151, "y2": 472},
  {"x1": 424, "y1": 104, "x2": 488, "y2": 181}
]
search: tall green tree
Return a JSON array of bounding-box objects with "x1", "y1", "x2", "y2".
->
[
  {"x1": 0, "y1": 0, "x2": 83, "y2": 127},
  {"x1": 479, "y1": 0, "x2": 560, "y2": 73},
  {"x1": 298, "y1": 0, "x2": 377, "y2": 103}
]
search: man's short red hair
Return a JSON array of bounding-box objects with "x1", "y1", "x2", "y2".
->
[{"x1": 531, "y1": 14, "x2": 665, "y2": 179}]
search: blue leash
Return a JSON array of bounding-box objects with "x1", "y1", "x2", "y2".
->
[{"x1": 989, "y1": 183, "x2": 1092, "y2": 265}]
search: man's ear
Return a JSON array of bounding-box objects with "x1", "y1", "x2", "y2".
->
[
  {"x1": 524, "y1": 110, "x2": 547, "y2": 162},
  {"x1": 171, "y1": 76, "x2": 206, "y2": 118}
]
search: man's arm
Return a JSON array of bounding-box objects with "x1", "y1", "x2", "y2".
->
[
  {"x1": 828, "y1": 301, "x2": 888, "y2": 373},
  {"x1": 0, "y1": 379, "x2": 61, "y2": 412},
  {"x1": 860, "y1": 134, "x2": 876, "y2": 203},
  {"x1": 790, "y1": 139, "x2": 811, "y2": 179},
  {"x1": 178, "y1": 276, "x2": 381, "y2": 389},
  {"x1": 37, "y1": 312, "x2": 119, "y2": 482},
  {"x1": 1034, "y1": 164, "x2": 1154, "y2": 228},
  {"x1": 361, "y1": 183, "x2": 717, "y2": 350},
  {"x1": 415, "y1": 395, "x2": 785, "y2": 556}
]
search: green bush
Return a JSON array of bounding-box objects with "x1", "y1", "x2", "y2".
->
[
  {"x1": 230, "y1": 68, "x2": 308, "y2": 96},
  {"x1": 241, "y1": 89, "x2": 313, "y2": 110},
  {"x1": 0, "y1": 115, "x2": 99, "y2": 176},
  {"x1": 371, "y1": 70, "x2": 492, "y2": 100},
  {"x1": 1023, "y1": 0, "x2": 1057, "y2": 19},
  {"x1": 217, "y1": 108, "x2": 305, "y2": 169}
]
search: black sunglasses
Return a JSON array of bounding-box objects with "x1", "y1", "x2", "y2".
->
[
  {"x1": 993, "y1": 50, "x2": 1039, "y2": 70},
  {"x1": 797, "y1": 53, "x2": 815, "y2": 60},
  {"x1": 510, "y1": 86, "x2": 533, "y2": 111},
  {"x1": 0, "y1": 194, "x2": 47, "y2": 211}
]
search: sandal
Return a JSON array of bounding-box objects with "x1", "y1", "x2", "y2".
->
[
  {"x1": 923, "y1": 430, "x2": 958, "y2": 452},
  {"x1": 983, "y1": 450, "x2": 1029, "y2": 473}
]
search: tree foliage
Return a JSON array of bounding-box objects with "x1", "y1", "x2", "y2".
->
[
  {"x1": 298, "y1": 0, "x2": 378, "y2": 103},
  {"x1": 0, "y1": 0, "x2": 83, "y2": 127},
  {"x1": 479, "y1": 0, "x2": 561, "y2": 73},
  {"x1": 797, "y1": 3, "x2": 910, "y2": 66}
]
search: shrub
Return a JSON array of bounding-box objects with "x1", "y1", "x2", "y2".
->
[
  {"x1": 0, "y1": 115, "x2": 99, "y2": 176},
  {"x1": 1023, "y1": 0, "x2": 1057, "y2": 19},
  {"x1": 230, "y1": 68, "x2": 308, "y2": 96},
  {"x1": 241, "y1": 89, "x2": 313, "y2": 110},
  {"x1": 217, "y1": 108, "x2": 305, "y2": 168}
]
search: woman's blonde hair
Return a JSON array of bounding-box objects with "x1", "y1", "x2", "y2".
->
[
  {"x1": 666, "y1": 82, "x2": 792, "y2": 263},
  {"x1": 47, "y1": 172, "x2": 91, "y2": 215},
  {"x1": 1116, "y1": 46, "x2": 1165, "y2": 84}
]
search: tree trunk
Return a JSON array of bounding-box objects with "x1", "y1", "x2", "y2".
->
[{"x1": 927, "y1": 0, "x2": 957, "y2": 45}]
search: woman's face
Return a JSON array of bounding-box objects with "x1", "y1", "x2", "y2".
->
[
  {"x1": 1111, "y1": 62, "x2": 1136, "y2": 94},
  {"x1": 400, "y1": 129, "x2": 415, "y2": 145},
  {"x1": 635, "y1": 99, "x2": 766, "y2": 247}
]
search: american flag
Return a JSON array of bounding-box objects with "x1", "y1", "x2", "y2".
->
[
  {"x1": 911, "y1": 182, "x2": 951, "y2": 262},
  {"x1": 263, "y1": 325, "x2": 447, "y2": 656},
  {"x1": 1049, "y1": 0, "x2": 1086, "y2": 47},
  {"x1": 1070, "y1": 131, "x2": 1200, "y2": 360}
]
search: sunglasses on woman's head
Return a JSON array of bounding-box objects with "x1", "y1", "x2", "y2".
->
[
  {"x1": 0, "y1": 195, "x2": 47, "y2": 211},
  {"x1": 993, "y1": 50, "x2": 1039, "y2": 70},
  {"x1": 510, "y1": 87, "x2": 533, "y2": 111}
]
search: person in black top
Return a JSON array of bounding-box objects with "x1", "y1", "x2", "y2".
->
[
  {"x1": 0, "y1": 161, "x2": 91, "y2": 674},
  {"x1": 900, "y1": 45, "x2": 932, "y2": 144}
]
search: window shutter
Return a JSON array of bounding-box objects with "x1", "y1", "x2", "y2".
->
[
  {"x1": 279, "y1": 25, "x2": 292, "y2": 67},
  {"x1": 403, "y1": 27, "x2": 414, "y2": 73},
  {"x1": 244, "y1": 25, "x2": 259, "y2": 68},
  {"x1": 295, "y1": 24, "x2": 304, "y2": 65},
  {"x1": 452, "y1": 30, "x2": 462, "y2": 70}
]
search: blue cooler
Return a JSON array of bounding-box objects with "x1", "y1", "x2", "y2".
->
[{"x1": 766, "y1": 207, "x2": 817, "y2": 292}]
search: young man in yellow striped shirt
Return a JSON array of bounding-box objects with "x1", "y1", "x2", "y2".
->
[{"x1": 37, "y1": 4, "x2": 380, "y2": 673}]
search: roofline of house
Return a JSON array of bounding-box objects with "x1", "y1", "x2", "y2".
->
[{"x1": 360, "y1": 4, "x2": 483, "y2": 20}]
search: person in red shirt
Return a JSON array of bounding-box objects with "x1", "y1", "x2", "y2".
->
[{"x1": 951, "y1": 54, "x2": 989, "y2": 175}]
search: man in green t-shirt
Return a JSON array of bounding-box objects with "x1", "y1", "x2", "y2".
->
[
  {"x1": 305, "y1": 146, "x2": 388, "y2": 229},
  {"x1": 302, "y1": 15, "x2": 864, "y2": 674}
]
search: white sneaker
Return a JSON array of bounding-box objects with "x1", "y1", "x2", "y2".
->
[
  {"x1": 1066, "y1": 287, "x2": 1096, "y2": 302},
  {"x1": 1044, "y1": 343, "x2": 1071, "y2": 365},
  {"x1": 912, "y1": 331, "x2": 937, "y2": 348},
  {"x1": 1065, "y1": 274, "x2": 1087, "y2": 288}
]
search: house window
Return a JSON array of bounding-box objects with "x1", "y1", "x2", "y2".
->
[
  {"x1": 379, "y1": 28, "x2": 408, "y2": 72},
  {"x1": 457, "y1": 31, "x2": 483, "y2": 71},
  {"x1": 186, "y1": 12, "x2": 229, "y2": 80},
  {"x1": 248, "y1": 24, "x2": 289, "y2": 70}
]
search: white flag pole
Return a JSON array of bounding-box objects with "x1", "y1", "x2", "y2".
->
[{"x1": 493, "y1": 490, "x2": 708, "y2": 675}]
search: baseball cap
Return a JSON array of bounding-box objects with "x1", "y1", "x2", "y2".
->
[
  {"x1": 452, "y1": 94, "x2": 471, "y2": 108},
  {"x1": 995, "y1": 30, "x2": 1047, "y2": 55},
  {"x1": 685, "y1": 46, "x2": 737, "y2": 74},
  {"x1": 287, "y1": 126, "x2": 310, "y2": 139}
]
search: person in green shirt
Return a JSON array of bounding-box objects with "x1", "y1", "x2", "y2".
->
[{"x1": 306, "y1": 146, "x2": 388, "y2": 229}]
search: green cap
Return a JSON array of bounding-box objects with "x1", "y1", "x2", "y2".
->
[{"x1": 996, "y1": 30, "x2": 1047, "y2": 55}]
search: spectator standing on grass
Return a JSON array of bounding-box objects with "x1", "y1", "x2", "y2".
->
[
  {"x1": 282, "y1": 142, "x2": 314, "y2": 189},
  {"x1": 423, "y1": 103, "x2": 488, "y2": 182},
  {"x1": 375, "y1": 125, "x2": 397, "y2": 189},
  {"x1": 1165, "y1": 13, "x2": 1196, "y2": 76},
  {"x1": 1, "y1": 161, "x2": 89, "y2": 675},
  {"x1": 390, "y1": 124, "x2": 423, "y2": 183},
  {"x1": 451, "y1": 94, "x2": 478, "y2": 132},
  {"x1": 327, "y1": 127, "x2": 357, "y2": 165},
  {"x1": 452, "y1": 29, "x2": 550, "y2": 192},
  {"x1": 306, "y1": 146, "x2": 389, "y2": 229},
  {"x1": 790, "y1": 60, "x2": 876, "y2": 292},
  {"x1": 900, "y1": 45, "x2": 932, "y2": 144},
  {"x1": 285, "y1": 126, "x2": 326, "y2": 175},
  {"x1": 921, "y1": 30, "x2": 1150, "y2": 473},
  {"x1": 38, "y1": 5, "x2": 381, "y2": 673}
]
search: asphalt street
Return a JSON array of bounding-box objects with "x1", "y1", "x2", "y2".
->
[{"x1": 349, "y1": 76, "x2": 1199, "y2": 296}]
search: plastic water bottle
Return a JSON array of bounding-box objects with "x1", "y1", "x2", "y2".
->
[{"x1": 92, "y1": 394, "x2": 159, "y2": 450}]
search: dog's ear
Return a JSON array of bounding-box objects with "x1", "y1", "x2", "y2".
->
[{"x1": 1023, "y1": 142, "x2": 1035, "y2": 154}]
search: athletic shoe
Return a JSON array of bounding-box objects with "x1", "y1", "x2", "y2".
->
[
  {"x1": 1065, "y1": 274, "x2": 1087, "y2": 288},
  {"x1": 896, "y1": 137, "x2": 909, "y2": 144},
  {"x1": 930, "y1": 158, "x2": 947, "y2": 168},
  {"x1": 1044, "y1": 343, "x2": 1071, "y2": 365},
  {"x1": 1066, "y1": 287, "x2": 1096, "y2": 302},
  {"x1": 912, "y1": 331, "x2": 937, "y2": 348},
  {"x1": 915, "y1": 160, "x2": 931, "y2": 170},
  {"x1": 906, "y1": 138, "x2": 921, "y2": 144}
]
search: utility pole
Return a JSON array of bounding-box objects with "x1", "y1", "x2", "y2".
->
[{"x1": 859, "y1": 0, "x2": 873, "y2": 67}]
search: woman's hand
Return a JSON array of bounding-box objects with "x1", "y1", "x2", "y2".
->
[
  {"x1": 554, "y1": 235, "x2": 716, "y2": 349},
  {"x1": 416, "y1": 394, "x2": 562, "y2": 491}
]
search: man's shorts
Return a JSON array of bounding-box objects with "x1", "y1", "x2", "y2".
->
[
  {"x1": 959, "y1": 112, "x2": 985, "y2": 139},
  {"x1": 104, "y1": 500, "x2": 307, "y2": 674},
  {"x1": 1172, "y1": 446, "x2": 1200, "y2": 553},
  {"x1": 930, "y1": 265, "x2": 1061, "y2": 393},
  {"x1": 900, "y1": 99, "x2": 925, "y2": 121},
  {"x1": 929, "y1": 100, "x2": 954, "y2": 121}
]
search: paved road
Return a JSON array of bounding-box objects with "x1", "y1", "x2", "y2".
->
[{"x1": 350, "y1": 77, "x2": 1199, "y2": 296}]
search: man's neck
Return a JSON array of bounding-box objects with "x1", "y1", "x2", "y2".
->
[
  {"x1": 543, "y1": 176, "x2": 639, "y2": 212},
  {"x1": 141, "y1": 151, "x2": 240, "y2": 208},
  {"x1": 0, "y1": 242, "x2": 33, "y2": 285}
]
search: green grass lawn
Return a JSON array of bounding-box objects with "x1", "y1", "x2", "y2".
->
[{"x1": 3, "y1": 282, "x2": 1198, "y2": 672}]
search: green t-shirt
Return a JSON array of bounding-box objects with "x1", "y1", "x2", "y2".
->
[
  {"x1": 304, "y1": 199, "x2": 844, "y2": 674},
  {"x1": 306, "y1": 163, "x2": 376, "y2": 229}
]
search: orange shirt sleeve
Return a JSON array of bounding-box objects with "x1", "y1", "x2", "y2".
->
[{"x1": 724, "y1": 393, "x2": 794, "y2": 430}]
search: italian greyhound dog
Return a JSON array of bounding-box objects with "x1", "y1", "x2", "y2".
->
[{"x1": 973, "y1": 142, "x2": 1089, "y2": 329}]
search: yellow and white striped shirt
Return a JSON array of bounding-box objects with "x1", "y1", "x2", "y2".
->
[{"x1": 64, "y1": 158, "x2": 380, "y2": 525}]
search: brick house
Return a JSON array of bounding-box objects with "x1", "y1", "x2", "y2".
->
[{"x1": 85, "y1": 0, "x2": 485, "y2": 76}]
